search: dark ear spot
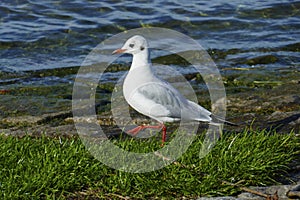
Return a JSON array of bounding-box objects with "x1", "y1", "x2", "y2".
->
[{"x1": 140, "y1": 46, "x2": 145, "y2": 51}]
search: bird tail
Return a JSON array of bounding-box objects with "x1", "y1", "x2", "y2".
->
[{"x1": 211, "y1": 114, "x2": 238, "y2": 126}]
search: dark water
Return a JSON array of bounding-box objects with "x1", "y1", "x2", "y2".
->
[{"x1": 0, "y1": 0, "x2": 299, "y2": 87}]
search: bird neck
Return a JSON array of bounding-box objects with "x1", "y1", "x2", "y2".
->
[{"x1": 131, "y1": 49, "x2": 150, "y2": 70}]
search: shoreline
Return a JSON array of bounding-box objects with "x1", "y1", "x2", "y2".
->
[{"x1": 0, "y1": 67, "x2": 299, "y2": 199}]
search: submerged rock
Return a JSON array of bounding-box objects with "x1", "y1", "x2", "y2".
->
[{"x1": 245, "y1": 55, "x2": 278, "y2": 65}]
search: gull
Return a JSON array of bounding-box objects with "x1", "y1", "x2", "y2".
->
[{"x1": 112, "y1": 35, "x2": 229, "y2": 145}]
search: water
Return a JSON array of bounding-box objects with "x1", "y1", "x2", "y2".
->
[{"x1": 0, "y1": 0, "x2": 299, "y2": 86}]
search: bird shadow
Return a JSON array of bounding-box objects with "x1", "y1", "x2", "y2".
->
[{"x1": 266, "y1": 113, "x2": 300, "y2": 133}]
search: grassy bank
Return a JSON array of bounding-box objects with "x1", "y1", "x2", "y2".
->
[{"x1": 0, "y1": 130, "x2": 299, "y2": 199}]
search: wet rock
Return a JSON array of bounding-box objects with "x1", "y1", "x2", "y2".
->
[
  {"x1": 31, "y1": 66, "x2": 79, "y2": 78},
  {"x1": 0, "y1": 124, "x2": 78, "y2": 137},
  {"x1": 37, "y1": 111, "x2": 72, "y2": 125},
  {"x1": 237, "y1": 184, "x2": 300, "y2": 200},
  {"x1": 152, "y1": 53, "x2": 190, "y2": 66},
  {"x1": 225, "y1": 79, "x2": 300, "y2": 133},
  {"x1": 1, "y1": 115, "x2": 41, "y2": 127},
  {"x1": 287, "y1": 184, "x2": 300, "y2": 199},
  {"x1": 281, "y1": 42, "x2": 300, "y2": 52},
  {"x1": 197, "y1": 197, "x2": 239, "y2": 200},
  {"x1": 245, "y1": 55, "x2": 278, "y2": 65},
  {"x1": 196, "y1": 183, "x2": 300, "y2": 200},
  {"x1": 237, "y1": 192, "x2": 265, "y2": 200},
  {"x1": 0, "y1": 111, "x2": 72, "y2": 128}
]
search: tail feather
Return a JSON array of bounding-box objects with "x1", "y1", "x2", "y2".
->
[{"x1": 211, "y1": 114, "x2": 238, "y2": 126}]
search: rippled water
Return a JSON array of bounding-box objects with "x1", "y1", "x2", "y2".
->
[{"x1": 0, "y1": 0, "x2": 299, "y2": 86}]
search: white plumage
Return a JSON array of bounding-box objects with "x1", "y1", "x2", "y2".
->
[{"x1": 113, "y1": 35, "x2": 214, "y2": 145}]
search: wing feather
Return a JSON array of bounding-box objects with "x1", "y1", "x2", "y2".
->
[
  {"x1": 126, "y1": 80, "x2": 212, "y2": 123},
  {"x1": 128, "y1": 82, "x2": 183, "y2": 120}
]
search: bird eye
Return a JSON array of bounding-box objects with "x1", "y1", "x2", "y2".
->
[{"x1": 129, "y1": 43, "x2": 134, "y2": 48}]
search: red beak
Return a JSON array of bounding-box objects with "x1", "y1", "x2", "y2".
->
[{"x1": 112, "y1": 48, "x2": 126, "y2": 54}]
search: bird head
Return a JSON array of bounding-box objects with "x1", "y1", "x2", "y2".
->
[{"x1": 112, "y1": 35, "x2": 148, "y2": 55}]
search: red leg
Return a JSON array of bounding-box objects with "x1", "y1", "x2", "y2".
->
[
  {"x1": 161, "y1": 125, "x2": 167, "y2": 146},
  {"x1": 127, "y1": 124, "x2": 163, "y2": 135},
  {"x1": 127, "y1": 123, "x2": 167, "y2": 146},
  {"x1": 127, "y1": 126, "x2": 145, "y2": 135}
]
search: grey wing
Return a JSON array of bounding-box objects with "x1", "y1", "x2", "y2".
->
[{"x1": 128, "y1": 82, "x2": 186, "y2": 121}]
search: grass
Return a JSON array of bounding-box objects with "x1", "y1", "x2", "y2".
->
[{"x1": 0, "y1": 129, "x2": 299, "y2": 199}]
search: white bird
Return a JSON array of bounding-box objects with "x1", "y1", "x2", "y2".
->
[{"x1": 112, "y1": 35, "x2": 228, "y2": 145}]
